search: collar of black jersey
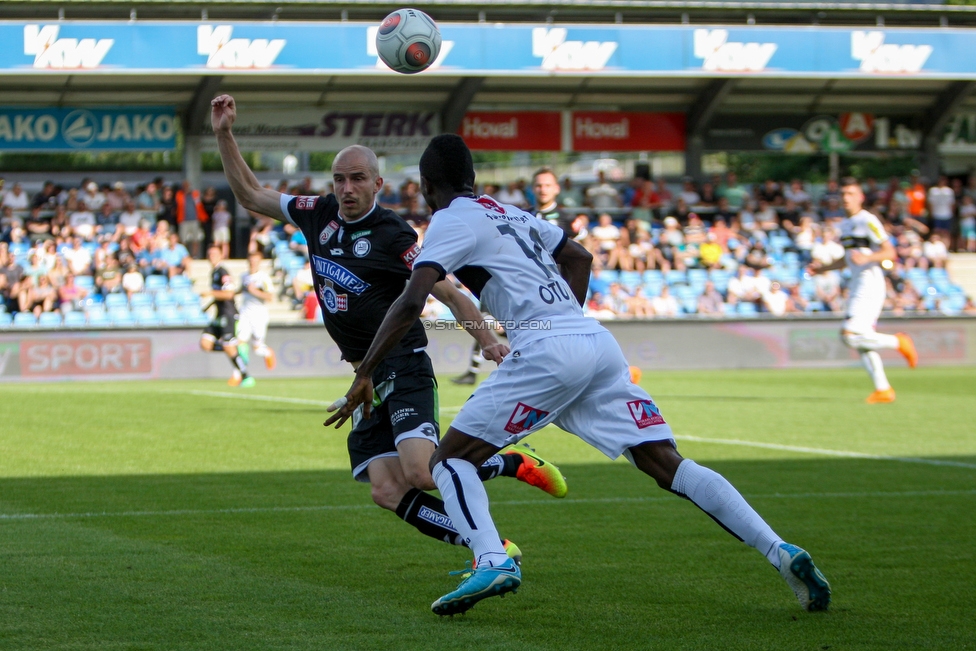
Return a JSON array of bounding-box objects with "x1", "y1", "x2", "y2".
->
[{"x1": 338, "y1": 200, "x2": 380, "y2": 226}]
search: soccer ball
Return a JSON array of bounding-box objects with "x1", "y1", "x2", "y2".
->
[{"x1": 375, "y1": 8, "x2": 442, "y2": 74}]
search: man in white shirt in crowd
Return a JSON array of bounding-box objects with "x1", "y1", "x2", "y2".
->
[
  {"x1": 927, "y1": 175, "x2": 955, "y2": 242},
  {"x1": 2, "y1": 182, "x2": 29, "y2": 211}
]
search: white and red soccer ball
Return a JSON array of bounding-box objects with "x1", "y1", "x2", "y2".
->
[{"x1": 375, "y1": 8, "x2": 442, "y2": 74}]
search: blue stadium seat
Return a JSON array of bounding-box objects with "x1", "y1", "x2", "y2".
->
[
  {"x1": 600, "y1": 270, "x2": 620, "y2": 284},
  {"x1": 13, "y1": 312, "x2": 38, "y2": 328},
  {"x1": 157, "y1": 306, "x2": 184, "y2": 325},
  {"x1": 144, "y1": 275, "x2": 168, "y2": 292},
  {"x1": 737, "y1": 302, "x2": 758, "y2": 317},
  {"x1": 806, "y1": 300, "x2": 826, "y2": 312},
  {"x1": 109, "y1": 310, "x2": 136, "y2": 327},
  {"x1": 0, "y1": 313, "x2": 12, "y2": 328},
  {"x1": 589, "y1": 277, "x2": 610, "y2": 296},
  {"x1": 63, "y1": 311, "x2": 87, "y2": 328},
  {"x1": 643, "y1": 270, "x2": 663, "y2": 285},
  {"x1": 687, "y1": 268, "x2": 708, "y2": 284},
  {"x1": 74, "y1": 275, "x2": 95, "y2": 291},
  {"x1": 666, "y1": 270, "x2": 687, "y2": 285},
  {"x1": 104, "y1": 293, "x2": 128, "y2": 309},
  {"x1": 86, "y1": 311, "x2": 111, "y2": 328},
  {"x1": 133, "y1": 308, "x2": 159, "y2": 326},
  {"x1": 640, "y1": 283, "x2": 662, "y2": 298},
  {"x1": 130, "y1": 293, "x2": 154, "y2": 309},
  {"x1": 169, "y1": 275, "x2": 192, "y2": 290},
  {"x1": 10, "y1": 242, "x2": 29, "y2": 258},
  {"x1": 182, "y1": 308, "x2": 210, "y2": 326},
  {"x1": 681, "y1": 297, "x2": 698, "y2": 314},
  {"x1": 154, "y1": 291, "x2": 177, "y2": 309},
  {"x1": 173, "y1": 290, "x2": 200, "y2": 308},
  {"x1": 619, "y1": 271, "x2": 642, "y2": 291},
  {"x1": 722, "y1": 302, "x2": 736, "y2": 316}
]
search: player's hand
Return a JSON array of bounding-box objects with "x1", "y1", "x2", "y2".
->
[
  {"x1": 849, "y1": 250, "x2": 868, "y2": 266},
  {"x1": 481, "y1": 342, "x2": 510, "y2": 365},
  {"x1": 324, "y1": 374, "x2": 373, "y2": 429},
  {"x1": 211, "y1": 95, "x2": 237, "y2": 134}
]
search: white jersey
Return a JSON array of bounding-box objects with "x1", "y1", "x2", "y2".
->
[
  {"x1": 240, "y1": 270, "x2": 273, "y2": 309},
  {"x1": 414, "y1": 195, "x2": 606, "y2": 348},
  {"x1": 838, "y1": 210, "x2": 887, "y2": 280}
]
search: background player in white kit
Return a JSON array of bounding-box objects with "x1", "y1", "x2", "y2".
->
[
  {"x1": 237, "y1": 249, "x2": 277, "y2": 373},
  {"x1": 330, "y1": 135, "x2": 831, "y2": 617},
  {"x1": 809, "y1": 177, "x2": 918, "y2": 403}
]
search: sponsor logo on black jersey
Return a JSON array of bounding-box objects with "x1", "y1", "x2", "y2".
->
[
  {"x1": 400, "y1": 243, "x2": 421, "y2": 269},
  {"x1": 350, "y1": 229, "x2": 371, "y2": 241},
  {"x1": 353, "y1": 238, "x2": 371, "y2": 257},
  {"x1": 319, "y1": 220, "x2": 339, "y2": 244},
  {"x1": 297, "y1": 196, "x2": 319, "y2": 210},
  {"x1": 311, "y1": 254, "x2": 371, "y2": 295},
  {"x1": 319, "y1": 284, "x2": 348, "y2": 313}
]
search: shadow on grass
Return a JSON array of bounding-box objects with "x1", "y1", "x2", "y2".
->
[{"x1": 0, "y1": 458, "x2": 974, "y2": 651}]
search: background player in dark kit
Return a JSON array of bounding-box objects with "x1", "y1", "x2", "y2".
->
[
  {"x1": 211, "y1": 94, "x2": 567, "y2": 555},
  {"x1": 199, "y1": 244, "x2": 252, "y2": 387}
]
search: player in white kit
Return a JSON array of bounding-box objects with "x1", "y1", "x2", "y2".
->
[
  {"x1": 328, "y1": 135, "x2": 831, "y2": 616},
  {"x1": 237, "y1": 250, "x2": 277, "y2": 373},
  {"x1": 809, "y1": 178, "x2": 917, "y2": 403}
]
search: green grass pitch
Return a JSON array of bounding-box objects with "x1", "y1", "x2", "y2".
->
[{"x1": 1, "y1": 366, "x2": 974, "y2": 650}]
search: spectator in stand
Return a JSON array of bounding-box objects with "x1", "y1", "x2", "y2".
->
[
  {"x1": 97, "y1": 202, "x2": 119, "y2": 237},
  {"x1": 887, "y1": 197, "x2": 928, "y2": 235},
  {"x1": 286, "y1": 223, "x2": 308, "y2": 259},
  {"x1": 761, "y1": 281, "x2": 793, "y2": 316},
  {"x1": 211, "y1": 199, "x2": 232, "y2": 260},
  {"x1": 819, "y1": 179, "x2": 841, "y2": 211},
  {"x1": 176, "y1": 181, "x2": 208, "y2": 259},
  {"x1": 158, "y1": 184, "x2": 177, "y2": 229},
  {"x1": 864, "y1": 178, "x2": 886, "y2": 207},
  {"x1": 658, "y1": 216, "x2": 685, "y2": 272},
  {"x1": 68, "y1": 205, "x2": 96, "y2": 241},
  {"x1": 2, "y1": 182, "x2": 29, "y2": 211},
  {"x1": 709, "y1": 216, "x2": 734, "y2": 250},
  {"x1": 24, "y1": 206, "x2": 53, "y2": 243},
  {"x1": 922, "y1": 233, "x2": 949, "y2": 269},
  {"x1": 58, "y1": 273, "x2": 87, "y2": 314},
  {"x1": 671, "y1": 197, "x2": 692, "y2": 224},
  {"x1": 590, "y1": 213, "x2": 621, "y2": 266},
  {"x1": 679, "y1": 178, "x2": 701, "y2": 207},
  {"x1": 121, "y1": 263, "x2": 145, "y2": 299},
  {"x1": 63, "y1": 187, "x2": 83, "y2": 212},
  {"x1": 791, "y1": 217, "x2": 817, "y2": 264},
  {"x1": 744, "y1": 241, "x2": 772, "y2": 270},
  {"x1": 136, "y1": 182, "x2": 161, "y2": 215},
  {"x1": 784, "y1": 179, "x2": 810, "y2": 205},
  {"x1": 586, "y1": 171, "x2": 621, "y2": 211},
  {"x1": 607, "y1": 228, "x2": 634, "y2": 272},
  {"x1": 63, "y1": 236, "x2": 93, "y2": 276},
  {"x1": 118, "y1": 200, "x2": 142, "y2": 235},
  {"x1": 0, "y1": 245, "x2": 23, "y2": 312},
  {"x1": 758, "y1": 179, "x2": 783, "y2": 206},
  {"x1": 96, "y1": 254, "x2": 123, "y2": 295},
  {"x1": 19, "y1": 273, "x2": 57, "y2": 317},
  {"x1": 789, "y1": 284, "x2": 810, "y2": 312},
  {"x1": 378, "y1": 184, "x2": 400, "y2": 210},
  {"x1": 651, "y1": 284, "x2": 679, "y2": 317},
  {"x1": 698, "y1": 180, "x2": 718, "y2": 207},
  {"x1": 82, "y1": 182, "x2": 106, "y2": 212},
  {"x1": 250, "y1": 217, "x2": 274, "y2": 257},
  {"x1": 897, "y1": 230, "x2": 927, "y2": 270},
  {"x1": 629, "y1": 178, "x2": 659, "y2": 224},
  {"x1": 927, "y1": 175, "x2": 955, "y2": 243},
  {"x1": 32, "y1": 181, "x2": 58, "y2": 211},
  {"x1": 698, "y1": 280, "x2": 725, "y2": 316},
  {"x1": 756, "y1": 200, "x2": 779, "y2": 233},
  {"x1": 49, "y1": 205, "x2": 67, "y2": 239},
  {"x1": 727, "y1": 265, "x2": 759, "y2": 307},
  {"x1": 719, "y1": 172, "x2": 749, "y2": 211},
  {"x1": 958, "y1": 194, "x2": 976, "y2": 252},
  {"x1": 656, "y1": 178, "x2": 674, "y2": 216},
  {"x1": 586, "y1": 291, "x2": 616, "y2": 320},
  {"x1": 906, "y1": 171, "x2": 928, "y2": 226},
  {"x1": 558, "y1": 176, "x2": 584, "y2": 208},
  {"x1": 822, "y1": 197, "x2": 846, "y2": 222},
  {"x1": 699, "y1": 232, "x2": 723, "y2": 270},
  {"x1": 106, "y1": 182, "x2": 129, "y2": 212},
  {"x1": 158, "y1": 232, "x2": 192, "y2": 278}
]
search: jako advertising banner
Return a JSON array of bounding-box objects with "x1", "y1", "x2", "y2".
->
[
  {"x1": 0, "y1": 106, "x2": 177, "y2": 151},
  {"x1": 3, "y1": 21, "x2": 976, "y2": 78}
]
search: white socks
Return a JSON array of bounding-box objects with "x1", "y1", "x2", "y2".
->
[
  {"x1": 432, "y1": 458, "x2": 508, "y2": 567},
  {"x1": 860, "y1": 350, "x2": 891, "y2": 391},
  {"x1": 671, "y1": 459, "x2": 784, "y2": 569}
]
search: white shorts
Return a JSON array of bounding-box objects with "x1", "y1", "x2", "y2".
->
[
  {"x1": 213, "y1": 226, "x2": 231, "y2": 244},
  {"x1": 449, "y1": 331, "x2": 674, "y2": 460},
  {"x1": 843, "y1": 269, "x2": 885, "y2": 334},
  {"x1": 237, "y1": 305, "x2": 269, "y2": 347}
]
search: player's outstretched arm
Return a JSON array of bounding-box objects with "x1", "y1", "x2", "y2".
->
[
  {"x1": 211, "y1": 94, "x2": 287, "y2": 222},
  {"x1": 431, "y1": 280, "x2": 509, "y2": 363},
  {"x1": 325, "y1": 266, "x2": 442, "y2": 428},
  {"x1": 555, "y1": 238, "x2": 594, "y2": 306}
]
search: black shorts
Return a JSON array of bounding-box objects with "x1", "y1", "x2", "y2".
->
[
  {"x1": 348, "y1": 352, "x2": 439, "y2": 482},
  {"x1": 202, "y1": 315, "x2": 238, "y2": 348}
]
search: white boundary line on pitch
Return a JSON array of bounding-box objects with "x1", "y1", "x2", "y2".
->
[
  {"x1": 2, "y1": 489, "x2": 974, "y2": 522},
  {"x1": 674, "y1": 435, "x2": 976, "y2": 469},
  {"x1": 184, "y1": 390, "x2": 975, "y2": 469}
]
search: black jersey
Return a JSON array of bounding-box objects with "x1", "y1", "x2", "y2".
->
[
  {"x1": 536, "y1": 204, "x2": 575, "y2": 238},
  {"x1": 211, "y1": 264, "x2": 237, "y2": 322},
  {"x1": 283, "y1": 194, "x2": 428, "y2": 362}
]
